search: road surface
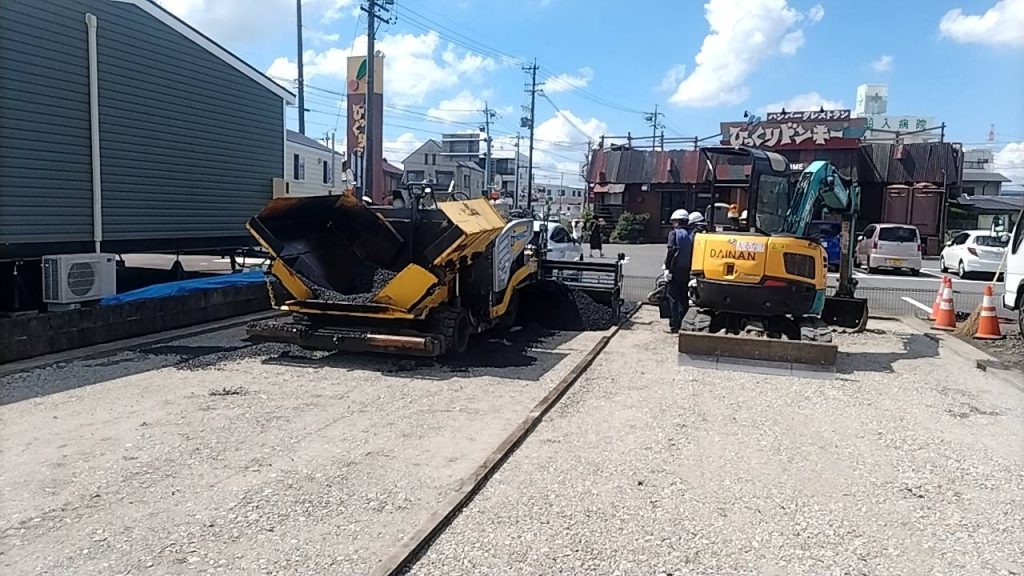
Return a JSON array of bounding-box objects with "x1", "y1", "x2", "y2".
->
[{"x1": 601, "y1": 244, "x2": 1004, "y2": 318}]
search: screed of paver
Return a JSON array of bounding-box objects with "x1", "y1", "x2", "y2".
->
[
  {"x1": 409, "y1": 307, "x2": 1024, "y2": 576},
  {"x1": 0, "y1": 324, "x2": 605, "y2": 575}
]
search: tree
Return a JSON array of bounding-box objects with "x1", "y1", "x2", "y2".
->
[{"x1": 610, "y1": 211, "x2": 650, "y2": 243}]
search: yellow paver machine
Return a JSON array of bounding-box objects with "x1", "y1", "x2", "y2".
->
[{"x1": 245, "y1": 189, "x2": 624, "y2": 356}]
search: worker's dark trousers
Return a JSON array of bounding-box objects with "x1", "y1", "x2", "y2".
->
[{"x1": 666, "y1": 273, "x2": 690, "y2": 331}]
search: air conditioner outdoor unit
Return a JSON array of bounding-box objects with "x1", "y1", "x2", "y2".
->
[{"x1": 41, "y1": 253, "x2": 117, "y2": 304}]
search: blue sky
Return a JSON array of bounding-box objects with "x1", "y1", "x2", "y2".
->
[{"x1": 160, "y1": 0, "x2": 1024, "y2": 186}]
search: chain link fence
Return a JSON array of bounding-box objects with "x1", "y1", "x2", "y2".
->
[{"x1": 621, "y1": 275, "x2": 991, "y2": 319}]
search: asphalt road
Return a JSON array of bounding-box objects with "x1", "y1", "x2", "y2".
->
[{"x1": 601, "y1": 244, "x2": 1006, "y2": 318}]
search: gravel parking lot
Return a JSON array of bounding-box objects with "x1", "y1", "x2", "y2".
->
[
  {"x1": 0, "y1": 324, "x2": 605, "y2": 575},
  {"x1": 409, "y1": 308, "x2": 1024, "y2": 575}
]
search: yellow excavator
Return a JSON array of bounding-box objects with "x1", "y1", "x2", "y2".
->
[{"x1": 679, "y1": 147, "x2": 868, "y2": 366}]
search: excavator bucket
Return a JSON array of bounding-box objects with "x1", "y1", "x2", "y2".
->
[{"x1": 822, "y1": 295, "x2": 869, "y2": 331}]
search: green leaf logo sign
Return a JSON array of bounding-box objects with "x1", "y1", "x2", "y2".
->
[{"x1": 356, "y1": 58, "x2": 367, "y2": 82}]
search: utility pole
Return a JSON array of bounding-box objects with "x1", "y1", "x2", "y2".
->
[
  {"x1": 360, "y1": 0, "x2": 393, "y2": 201},
  {"x1": 481, "y1": 102, "x2": 496, "y2": 197},
  {"x1": 329, "y1": 131, "x2": 336, "y2": 192},
  {"x1": 296, "y1": 0, "x2": 305, "y2": 135},
  {"x1": 521, "y1": 59, "x2": 541, "y2": 212},
  {"x1": 513, "y1": 132, "x2": 521, "y2": 208},
  {"x1": 644, "y1": 105, "x2": 664, "y2": 150}
]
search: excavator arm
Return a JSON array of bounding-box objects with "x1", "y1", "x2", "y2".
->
[{"x1": 787, "y1": 161, "x2": 867, "y2": 330}]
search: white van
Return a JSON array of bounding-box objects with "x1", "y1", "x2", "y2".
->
[
  {"x1": 855, "y1": 223, "x2": 923, "y2": 275},
  {"x1": 1004, "y1": 215, "x2": 1024, "y2": 334}
]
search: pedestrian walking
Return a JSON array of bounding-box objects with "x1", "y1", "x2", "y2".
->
[
  {"x1": 589, "y1": 218, "x2": 605, "y2": 258},
  {"x1": 571, "y1": 219, "x2": 584, "y2": 243},
  {"x1": 665, "y1": 209, "x2": 693, "y2": 333}
]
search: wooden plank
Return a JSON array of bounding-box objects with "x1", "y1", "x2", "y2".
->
[
  {"x1": 368, "y1": 307, "x2": 638, "y2": 576},
  {"x1": 677, "y1": 331, "x2": 838, "y2": 366}
]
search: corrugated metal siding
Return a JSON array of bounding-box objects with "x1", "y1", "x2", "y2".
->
[
  {"x1": 0, "y1": 0, "x2": 94, "y2": 244},
  {"x1": 95, "y1": 1, "x2": 281, "y2": 241},
  {"x1": 0, "y1": 0, "x2": 284, "y2": 251}
]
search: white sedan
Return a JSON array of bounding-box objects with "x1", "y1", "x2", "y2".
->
[{"x1": 940, "y1": 229, "x2": 1008, "y2": 278}]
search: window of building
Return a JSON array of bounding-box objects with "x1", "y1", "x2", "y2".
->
[
  {"x1": 559, "y1": 189, "x2": 566, "y2": 197},
  {"x1": 436, "y1": 171, "x2": 454, "y2": 187},
  {"x1": 463, "y1": 174, "x2": 470, "y2": 189},
  {"x1": 292, "y1": 153, "x2": 304, "y2": 180},
  {"x1": 406, "y1": 170, "x2": 424, "y2": 182},
  {"x1": 431, "y1": 154, "x2": 437, "y2": 165},
  {"x1": 322, "y1": 161, "x2": 329, "y2": 184},
  {"x1": 660, "y1": 190, "x2": 688, "y2": 224}
]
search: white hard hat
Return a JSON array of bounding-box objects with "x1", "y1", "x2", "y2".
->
[
  {"x1": 670, "y1": 208, "x2": 689, "y2": 222},
  {"x1": 688, "y1": 212, "x2": 705, "y2": 225}
]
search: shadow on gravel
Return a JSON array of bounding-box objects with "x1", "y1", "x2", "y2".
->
[
  {"x1": 0, "y1": 343, "x2": 249, "y2": 406},
  {"x1": 835, "y1": 333, "x2": 940, "y2": 374},
  {"x1": 258, "y1": 323, "x2": 577, "y2": 381}
]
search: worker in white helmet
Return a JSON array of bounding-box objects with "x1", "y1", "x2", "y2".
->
[
  {"x1": 664, "y1": 208, "x2": 694, "y2": 333},
  {"x1": 687, "y1": 211, "x2": 707, "y2": 234}
]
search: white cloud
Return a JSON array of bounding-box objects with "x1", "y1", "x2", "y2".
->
[
  {"x1": 779, "y1": 30, "x2": 805, "y2": 54},
  {"x1": 265, "y1": 57, "x2": 299, "y2": 88},
  {"x1": 667, "y1": 0, "x2": 819, "y2": 107},
  {"x1": 762, "y1": 91, "x2": 844, "y2": 113},
  {"x1": 994, "y1": 141, "x2": 1024, "y2": 189},
  {"x1": 544, "y1": 67, "x2": 595, "y2": 93},
  {"x1": 382, "y1": 132, "x2": 424, "y2": 167},
  {"x1": 532, "y1": 110, "x2": 607, "y2": 185},
  {"x1": 156, "y1": 0, "x2": 354, "y2": 48},
  {"x1": 263, "y1": 31, "x2": 499, "y2": 104},
  {"x1": 872, "y1": 54, "x2": 894, "y2": 72},
  {"x1": 939, "y1": 0, "x2": 1024, "y2": 47},
  {"x1": 427, "y1": 90, "x2": 484, "y2": 123},
  {"x1": 658, "y1": 64, "x2": 688, "y2": 92},
  {"x1": 807, "y1": 4, "x2": 825, "y2": 22}
]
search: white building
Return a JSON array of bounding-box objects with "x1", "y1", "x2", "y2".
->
[
  {"x1": 853, "y1": 84, "x2": 940, "y2": 144},
  {"x1": 538, "y1": 184, "x2": 585, "y2": 218},
  {"x1": 278, "y1": 130, "x2": 344, "y2": 197}
]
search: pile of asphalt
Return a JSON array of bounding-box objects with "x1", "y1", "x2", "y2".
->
[
  {"x1": 519, "y1": 280, "x2": 620, "y2": 332},
  {"x1": 303, "y1": 266, "x2": 398, "y2": 304}
]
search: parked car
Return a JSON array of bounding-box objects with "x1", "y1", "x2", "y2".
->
[
  {"x1": 940, "y1": 230, "x2": 1008, "y2": 279},
  {"x1": 855, "y1": 224, "x2": 923, "y2": 275},
  {"x1": 1002, "y1": 217, "x2": 1023, "y2": 334},
  {"x1": 532, "y1": 221, "x2": 583, "y2": 261},
  {"x1": 807, "y1": 221, "x2": 841, "y2": 272}
]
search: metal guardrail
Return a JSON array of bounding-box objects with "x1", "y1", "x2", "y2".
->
[{"x1": 621, "y1": 275, "x2": 994, "y2": 318}]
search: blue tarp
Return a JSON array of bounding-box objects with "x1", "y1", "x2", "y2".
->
[{"x1": 100, "y1": 270, "x2": 266, "y2": 306}]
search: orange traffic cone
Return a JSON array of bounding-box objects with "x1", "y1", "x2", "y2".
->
[
  {"x1": 974, "y1": 285, "x2": 1004, "y2": 340},
  {"x1": 932, "y1": 277, "x2": 957, "y2": 331},
  {"x1": 929, "y1": 276, "x2": 946, "y2": 321}
]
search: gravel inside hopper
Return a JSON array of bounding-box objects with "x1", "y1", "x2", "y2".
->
[{"x1": 303, "y1": 266, "x2": 398, "y2": 304}]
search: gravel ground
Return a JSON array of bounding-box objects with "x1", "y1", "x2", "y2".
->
[
  {"x1": 409, "y1": 307, "x2": 1024, "y2": 575},
  {"x1": 0, "y1": 324, "x2": 606, "y2": 575}
]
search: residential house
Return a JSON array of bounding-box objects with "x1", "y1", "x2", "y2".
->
[
  {"x1": 962, "y1": 149, "x2": 1011, "y2": 197},
  {"x1": 382, "y1": 159, "x2": 403, "y2": 193},
  {"x1": 402, "y1": 140, "x2": 485, "y2": 197},
  {"x1": 0, "y1": 0, "x2": 294, "y2": 310},
  {"x1": 280, "y1": 130, "x2": 343, "y2": 197}
]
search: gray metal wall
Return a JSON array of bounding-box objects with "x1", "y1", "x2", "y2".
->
[{"x1": 0, "y1": 0, "x2": 284, "y2": 259}]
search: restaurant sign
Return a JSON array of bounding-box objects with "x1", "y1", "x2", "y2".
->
[
  {"x1": 720, "y1": 117, "x2": 867, "y2": 150},
  {"x1": 766, "y1": 109, "x2": 851, "y2": 122}
]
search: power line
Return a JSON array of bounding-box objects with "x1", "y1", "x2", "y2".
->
[{"x1": 539, "y1": 92, "x2": 594, "y2": 143}]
